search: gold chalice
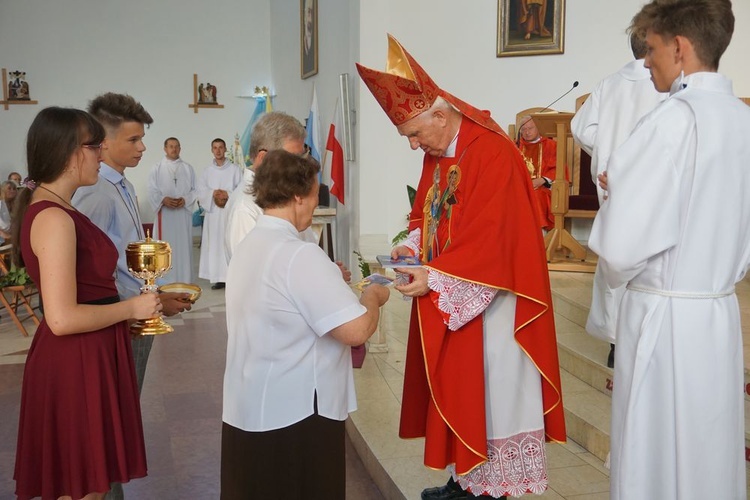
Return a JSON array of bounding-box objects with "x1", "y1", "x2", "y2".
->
[{"x1": 126, "y1": 233, "x2": 174, "y2": 335}]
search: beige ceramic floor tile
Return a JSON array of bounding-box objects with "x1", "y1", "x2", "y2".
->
[
  {"x1": 350, "y1": 398, "x2": 426, "y2": 460},
  {"x1": 547, "y1": 464, "x2": 610, "y2": 497},
  {"x1": 545, "y1": 442, "x2": 587, "y2": 469},
  {"x1": 559, "y1": 438, "x2": 587, "y2": 455},
  {"x1": 565, "y1": 492, "x2": 610, "y2": 500},
  {"x1": 180, "y1": 311, "x2": 214, "y2": 319},
  {"x1": 380, "y1": 456, "x2": 448, "y2": 500},
  {"x1": 537, "y1": 487, "x2": 565, "y2": 499},
  {"x1": 577, "y1": 452, "x2": 611, "y2": 478}
]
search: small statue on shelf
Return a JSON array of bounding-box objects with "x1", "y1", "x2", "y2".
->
[
  {"x1": 8, "y1": 71, "x2": 30, "y2": 101},
  {"x1": 198, "y1": 82, "x2": 217, "y2": 104},
  {"x1": 253, "y1": 85, "x2": 270, "y2": 97}
]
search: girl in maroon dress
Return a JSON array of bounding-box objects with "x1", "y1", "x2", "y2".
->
[{"x1": 13, "y1": 107, "x2": 163, "y2": 500}]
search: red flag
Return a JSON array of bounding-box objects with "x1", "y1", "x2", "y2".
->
[{"x1": 326, "y1": 100, "x2": 345, "y2": 204}]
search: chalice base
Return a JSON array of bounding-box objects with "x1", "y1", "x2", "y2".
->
[{"x1": 130, "y1": 317, "x2": 174, "y2": 336}]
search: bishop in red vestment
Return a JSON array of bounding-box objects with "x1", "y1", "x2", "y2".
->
[{"x1": 357, "y1": 35, "x2": 565, "y2": 499}]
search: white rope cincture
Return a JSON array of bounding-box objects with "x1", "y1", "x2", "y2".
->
[{"x1": 626, "y1": 284, "x2": 735, "y2": 299}]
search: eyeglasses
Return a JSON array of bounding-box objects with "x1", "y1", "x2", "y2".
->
[
  {"x1": 258, "y1": 148, "x2": 310, "y2": 158},
  {"x1": 81, "y1": 143, "x2": 103, "y2": 153}
]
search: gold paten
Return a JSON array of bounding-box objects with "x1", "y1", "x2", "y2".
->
[{"x1": 159, "y1": 282, "x2": 202, "y2": 304}]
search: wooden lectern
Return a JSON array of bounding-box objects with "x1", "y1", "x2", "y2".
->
[{"x1": 529, "y1": 112, "x2": 591, "y2": 268}]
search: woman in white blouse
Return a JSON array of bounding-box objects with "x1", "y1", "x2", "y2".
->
[{"x1": 221, "y1": 150, "x2": 389, "y2": 499}]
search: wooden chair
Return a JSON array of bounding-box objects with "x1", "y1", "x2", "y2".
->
[
  {"x1": 511, "y1": 102, "x2": 599, "y2": 220},
  {"x1": 567, "y1": 93, "x2": 599, "y2": 220},
  {"x1": 0, "y1": 245, "x2": 41, "y2": 336},
  {"x1": 509, "y1": 107, "x2": 548, "y2": 140}
]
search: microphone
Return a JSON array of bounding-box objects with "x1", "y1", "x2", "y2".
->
[
  {"x1": 539, "y1": 80, "x2": 579, "y2": 114},
  {"x1": 517, "y1": 81, "x2": 579, "y2": 142}
]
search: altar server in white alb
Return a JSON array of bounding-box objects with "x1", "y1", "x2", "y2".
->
[
  {"x1": 147, "y1": 137, "x2": 197, "y2": 284},
  {"x1": 589, "y1": 1, "x2": 750, "y2": 499},
  {"x1": 571, "y1": 32, "x2": 666, "y2": 358},
  {"x1": 197, "y1": 138, "x2": 242, "y2": 289}
]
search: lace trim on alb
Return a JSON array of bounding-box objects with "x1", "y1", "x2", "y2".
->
[
  {"x1": 450, "y1": 429, "x2": 548, "y2": 497},
  {"x1": 427, "y1": 271, "x2": 497, "y2": 331}
]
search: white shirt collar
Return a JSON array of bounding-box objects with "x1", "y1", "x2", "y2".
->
[
  {"x1": 257, "y1": 214, "x2": 303, "y2": 240},
  {"x1": 443, "y1": 130, "x2": 460, "y2": 157},
  {"x1": 669, "y1": 71, "x2": 733, "y2": 97}
]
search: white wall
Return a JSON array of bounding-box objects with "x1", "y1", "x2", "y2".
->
[
  {"x1": 0, "y1": 0, "x2": 361, "y2": 264},
  {"x1": 270, "y1": 0, "x2": 360, "y2": 265},
  {"x1": 357, "y1": 0, "x2": 750, "y2": 243},
  {"x1": 2, "y1": 0, "x2": 749, "y2": 258},
  {"x1": 0, "y1": 0, "x2": 272, "y2": 223}
]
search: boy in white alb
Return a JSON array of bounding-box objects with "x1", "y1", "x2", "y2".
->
[{"x1": 589, "y1": 1, "x2": 750, "y2": 498}]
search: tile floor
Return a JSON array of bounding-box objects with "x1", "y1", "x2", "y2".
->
[
  {"x1": 0, "y1": 281, "x2": 383, "y2": 500},
  {"x1": 2, "y1": 267, "x2": 750, "y2": 499}
]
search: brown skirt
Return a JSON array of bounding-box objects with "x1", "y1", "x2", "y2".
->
[{"x1": 220, "y1": 414, "x2": 345, "y2": 500}]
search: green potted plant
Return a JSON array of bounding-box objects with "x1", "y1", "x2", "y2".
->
[
  {"x1": 391, "y1": 185, "x2": 417, "y2": 246},
  {"x1": 0, "y1": 264, "x2": 31, "y2": 288}
]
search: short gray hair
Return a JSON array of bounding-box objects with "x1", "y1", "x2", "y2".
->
[
  {"x1": 407, "y1": 96, "x2": 460, "y2": 128},
  {"x1": 248, "y1": 112, "x2": 306, "y2": 162},
  {"x1": 430, "y1": 96, "x2": 458, "y2": 115}
]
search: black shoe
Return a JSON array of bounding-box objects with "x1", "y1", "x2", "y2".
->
[
  {"x1": 607, "y1": 343, "x2": 615, "y2": 368},
  {"x1": 422, "y1": 478, "x2": 468, "y2": 500},
  {"x1": 211, "y1": 282, "x2": 225, "y2": 290}
]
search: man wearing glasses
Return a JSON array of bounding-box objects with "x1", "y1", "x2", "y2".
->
[{"x1": 224, "y1": 112, "x2": 308, "y2": 260}]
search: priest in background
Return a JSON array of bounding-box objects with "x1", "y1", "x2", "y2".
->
[
  {"x1": 147, "y1": 137, "x2": 197, "y2": 284},
  {"x1": 517, "y1": 116, "x2": 562, "y2": 230},
  {"x1": 589, "y1": 1, "x2": 750, "y2": 498},
  {"x1": 358, "y1": 35, "x2": 565, "y2": 500},
  {"x1": 197, "y1": 138, "x2": 242, "y2": 290}
]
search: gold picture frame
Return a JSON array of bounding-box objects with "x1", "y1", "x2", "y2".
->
[
  {"x1": 300, "y1": 0, "x2": 318, "y2": 79},
  {"x1": 497, "y1": 0, "x2": 565, "y2": 57}
]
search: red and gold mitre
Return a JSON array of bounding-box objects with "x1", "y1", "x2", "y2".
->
[
  {"x1": 356, "y1": 34, "x2": 507, "y2": 138},
  {"x1": 355, "y1": 34, "x2": 439, "y2": 125}
]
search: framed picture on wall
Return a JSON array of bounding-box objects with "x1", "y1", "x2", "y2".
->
[
  {"x1": 497, "y1": 0, "x2": 565, "y2": 57},
  {"x1": 301, "y1": 0, "x2": 318, "y2": 79}
]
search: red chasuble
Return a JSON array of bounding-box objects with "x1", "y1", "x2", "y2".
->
[
  {"x1": 518, "y1": 136, "x2": 561, "y2": 230},
  {"x1": 399, "y1": 117, "x2": 565, "y2": 474}
]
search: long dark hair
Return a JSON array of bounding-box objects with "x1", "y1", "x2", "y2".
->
[{"x1": 12, "y1": 107, "x2": 105, "y2": 265}]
